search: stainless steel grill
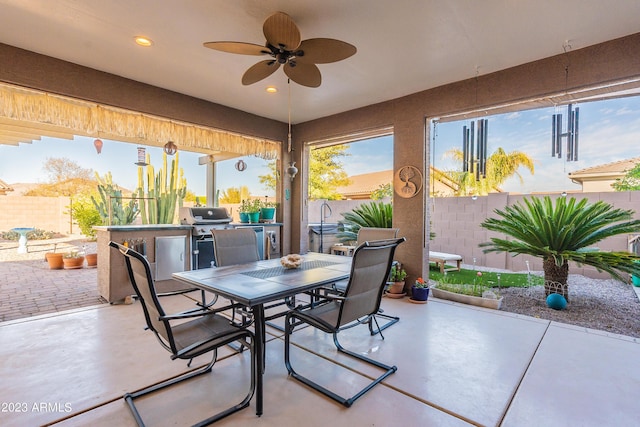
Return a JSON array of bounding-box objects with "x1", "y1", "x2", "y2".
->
[
  {"x1": 179, "y1": 207, "x2": 232, "y2": 236},
  {"x1": 179, "y1": 207, "x2": 265, "y2": 269}
]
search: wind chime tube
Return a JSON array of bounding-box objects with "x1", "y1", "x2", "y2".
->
[
  {"x1": 573, "y1": 107, "x2": 579, "y2": 161},
  {"x1": 470, "y1": 121, "x2": 475, "y2": 177},
  {"x1": 483, "y1": 119, "x2": 489, "y2": 177},
  {"x1": 567, "y1": 104, "x2": 574, "y2": 161},
  {"x1": 479, "y1": 119, "x2": 488, "y2": 178},
  {"x1": 555, "y1": 113, "x2": 563, "y2": 158},
  {"x1": 462, "y1": 125, "x2": 469, "y2": 172},
  {"x1": 551, "y1": 114, "x2": 557, "y2": 157}
]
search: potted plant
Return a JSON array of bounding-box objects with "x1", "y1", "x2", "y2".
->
[
  {"x1": 85, "y1": 252, "x2": 98, "y2": 268},
  {"x1": 239, "y1": 199, "x2": 261, "y2": 223},
  {"x1": 260, "y1": 199, "x2": 277, "y2": 223},
  {"x1": 62, "y1": 248, "x2": 85, "y2": 269},
  {"x1": 386, "y1": 263, "x2": 407, "y2": 296},
  {"x1": 411, "y1": 277, "x2": 430, "y2": 302},
  {"x1": 45, "y1": 252, "x2": 64, "y2": 269}
]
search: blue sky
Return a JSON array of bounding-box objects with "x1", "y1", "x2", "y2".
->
[
  {"x1": 433, "y1": 95, "x2": 640, "y2": 193},
  {"x1": 0, "y1": 133, "x2": 394, "y2": 198},
  {"x1": 1, "y1": 96, "x2": 638, "y2": 196}
]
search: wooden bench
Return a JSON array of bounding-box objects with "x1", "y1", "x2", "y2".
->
[{"x1": 429, "y1": 251, "x2": 463, "y2": 274}]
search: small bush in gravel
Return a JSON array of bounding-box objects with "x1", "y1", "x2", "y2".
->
[{"x1": 1, "y1": 229, "x2": 58, "y2": 241}]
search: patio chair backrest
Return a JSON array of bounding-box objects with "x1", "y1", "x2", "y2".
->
[
  {"x1": 108, "y1": 241, "x2": 173, "y2": 351},
  {"x1": 338, "y1": 237, "x2": 405, "y2": 326},
  {"x1": 356, "y1": 227, "x2": 399, "y2": 244},
  {"x1": 211, "y1": 228, "x2": 260, "y2": 266}
]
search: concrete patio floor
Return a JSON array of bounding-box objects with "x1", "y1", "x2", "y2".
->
[{"x1": 0, "y1": 291, "x2": 638, "y2": 427}]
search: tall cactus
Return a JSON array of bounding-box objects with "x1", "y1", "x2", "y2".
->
[
  {"x1": 91, "y1": 172, "x2": 139, "y2": 225},
  {"x1": 137, "y1": 151, "x2": 187, "y2": 224}
]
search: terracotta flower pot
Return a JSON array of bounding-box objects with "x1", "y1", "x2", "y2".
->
[
  {"x1": 63, "y1": 256, "x2": 85, "y2": 269},
  {"x1": 45, "y1": 253, "x2": 64, "y2": 270},
  {"x1": 386, "y1": 281, "x2": 405, "y2": 294},
  {"x1": 85, "y1": 253, "x2": 98, "y2": 267}
]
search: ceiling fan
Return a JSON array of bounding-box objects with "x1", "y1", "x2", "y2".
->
[{"x1": 203, "y1": 12, "x2": 356, "y2": 88}]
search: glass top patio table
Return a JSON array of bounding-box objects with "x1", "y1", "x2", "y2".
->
[{"x1": 172, "y1": 251, "x2": 352, "y2": 417}]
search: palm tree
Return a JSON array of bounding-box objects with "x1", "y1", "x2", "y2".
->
[
  {"x1": 445, "y1": 147, "x2": 534, "y2": 196},
  {"x1": 480, "y1": 196, "x2": 640, "y2": 301}
]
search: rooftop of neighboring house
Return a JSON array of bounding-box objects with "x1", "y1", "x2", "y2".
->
[
  {"x1": 568, "y1": 157, "x2": 640, "y2": 182},
  {"x1": 337, "y1": 170, "x2": 393, "y2": 199},
  {"x1": 336, "y1": 167, "x2": 460, "y2": 199},
  {"x1": 0, "y1": 179, "x2": 14, "y2": 195}
]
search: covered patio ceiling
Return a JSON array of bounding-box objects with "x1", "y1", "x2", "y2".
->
[
  {"x1": 0, "y1": 82, "x2": 280, "y2": 160},
  {"x1": 0, "y1": 0, "x2": 639, "y2": 147}
]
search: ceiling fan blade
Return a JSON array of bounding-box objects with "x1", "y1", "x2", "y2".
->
[
  {"x1": 242, "y1": 60, "x2": 280, "y2": 85},
  {"x1": 296, "y1": 38, "x2": 357, "y2": 64},
  {"x1": 263, "y1": 12, "x2": 301, "y2": 50},
  {"x1": 284, "y1": 63, "x2": 321, "y2": 88},
  {"x1": 203, "y1": 41, "x2": 269, "y2": 56}
]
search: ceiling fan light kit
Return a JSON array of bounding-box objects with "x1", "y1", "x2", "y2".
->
[{"x1": 203, "y1": 12, "x2": 356, "y2": 88}]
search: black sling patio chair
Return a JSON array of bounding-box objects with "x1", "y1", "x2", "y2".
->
[
  {"x1": 284, "y1": 237, "x2": 405, "y2": 408},
  {"x1": 210, "y1": 228, "x2": 298, "y2": 329},
  {"x1": 326, "y1": 227, "x2": 402, "y2": 335},
  {"x1": 108, "y1": 241, "x2": 258, "y2": 426}
]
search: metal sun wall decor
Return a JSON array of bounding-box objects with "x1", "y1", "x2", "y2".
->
[
  {"x1": 462, "y1": 119, "x2": 488, "y2": 181},
  {"x1": 394, "y1": 166, "x2": 422, "y2": 198},
  {"x1": 551, "y1": 103, "x2": 579, "y2": 162}
]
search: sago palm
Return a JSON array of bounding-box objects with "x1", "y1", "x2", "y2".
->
[
  {"x1": 480, "y1": 196, "x2": 640, "y2": 301},
  {"x1": 336, "y1": 201, "x2": 393, "y2": 243}
]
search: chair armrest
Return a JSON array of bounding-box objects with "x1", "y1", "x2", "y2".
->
[{"x1": 319, "y1": 294, "x2": 345, "y2": 302}]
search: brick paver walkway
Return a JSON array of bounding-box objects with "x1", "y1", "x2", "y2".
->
[{"x1": 0, "y1": 236, "x2": 107, "y2": 323}]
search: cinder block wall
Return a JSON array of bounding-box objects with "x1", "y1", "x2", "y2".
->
[
  {"x1": 429, "y1": 191, "x2": 640, "y2": 279},
  {"x1": 0, "y1": 196, "x2": 78, "y2": 234}
]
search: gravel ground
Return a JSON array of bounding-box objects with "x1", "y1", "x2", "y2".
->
[{"x1": 455, "y1": 264, "x2": 640, "y2": 339}]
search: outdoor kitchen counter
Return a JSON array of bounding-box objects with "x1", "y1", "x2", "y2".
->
[
  {"x1": 95, "y1": 225, "x2": 192, "y2": 303},
  {"x1": 94, "y1": 224, "x2": 193, "y2": 231}
]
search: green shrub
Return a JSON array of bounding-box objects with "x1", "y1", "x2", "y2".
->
[
  {"x1": 1, "y1": 229, "x2": 57, "y2": 241},
  {"x1": 71, "y1": 197, "x2": 102, "y2": 240}
]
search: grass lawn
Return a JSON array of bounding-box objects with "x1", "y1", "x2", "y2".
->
[{"x1": 428, "y1": 263, "x2": 543, "y2": 289}]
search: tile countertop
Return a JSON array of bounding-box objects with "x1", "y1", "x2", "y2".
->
[{"x1": 94, "y1": 224, "x2": 193, "y2": 231}]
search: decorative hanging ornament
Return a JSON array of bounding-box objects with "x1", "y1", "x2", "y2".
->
[
  {"x1": 163, "y1": 140, "x2": 178, "y2": 155},
  {"x1": 235, "y1": 159, "x2": 247, "y2": 172},
  {"x1": 93, "y1": 139, "x2": 103, "y2": 154},
  {"x1": 135, "y1": 147, "x2": 148, "y2": 166},
  {"x1": 287, "y1": 162, "x2": 298, "y2": 181}
]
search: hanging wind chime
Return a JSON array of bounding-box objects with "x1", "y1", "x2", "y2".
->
[
  {"x1": 551, "y1": 103, "x2": 579, "y2": 162},
  {"x1": 551, "y1": 42, "x2": 579, "y2": 163},
  {"x1": 462, "y1": 119, "x2": 488, "y2": 181}
]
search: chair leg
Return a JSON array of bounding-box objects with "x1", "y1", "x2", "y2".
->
[
  {"x1": 368, "y1": 311, "x2": 400, "y2": 336},
  {"x1": 284, "y1": 312, "x2": 397, "y2": 408},
  {"x1": 125, "y1": 335, "x2": 257, "y2": 426}
]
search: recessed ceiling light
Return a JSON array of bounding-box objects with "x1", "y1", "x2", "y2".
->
[
  {"x1": 266, "y1": 86, "x2": 278, "y2": 93},
  {"x1": 134, "y1": 36, "x2": 153, "y2": 47}
]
